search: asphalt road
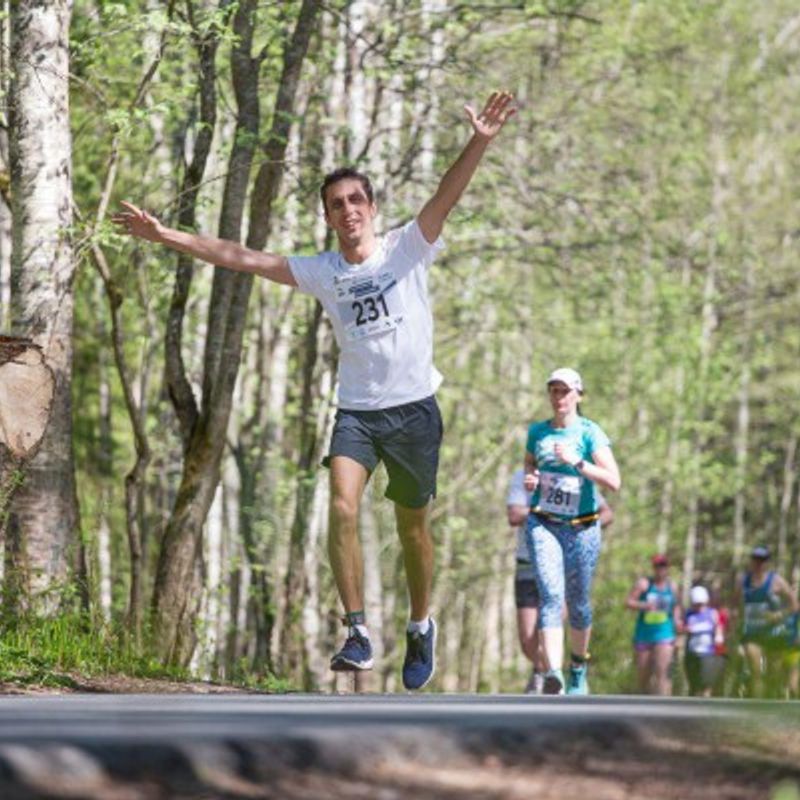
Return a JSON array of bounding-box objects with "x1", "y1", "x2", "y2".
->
[
  {"x1": 0, "y1": 692, "x2": 790, "y2": 741},
  {"x1": 0, "y1": 694, "x2": 797, "y2": 799}
]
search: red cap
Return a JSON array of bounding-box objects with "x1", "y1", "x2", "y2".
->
[{"x1": 651, "y1": 554, "x2": 669, "y2": 567}]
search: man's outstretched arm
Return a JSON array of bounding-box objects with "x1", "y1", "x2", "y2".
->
[
  {"x1": 417, "y1": 91, "x2": 516, "y2": 244},
  {"x1": 112, "y1": 201, "x2": 298, "y2": 287}
]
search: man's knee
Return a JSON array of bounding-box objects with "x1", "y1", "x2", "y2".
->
[
  {"x1": 330, "y1": 494, "x2": 359, "y2": 531},
  {"x1": 395, "y1": 504, "x2": 430, "y2": 540},
  {"x1": 397, "y1": 522, "x2": 431, "y2": 550}
]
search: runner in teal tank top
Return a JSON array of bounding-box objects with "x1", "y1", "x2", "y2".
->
[
  {"x1": 633, "y1": 578, "x2": 677, "y2": 645},
  {"x1": 733, "y1": 545, "x2": 798, "y2": 698},
  {"x1": 625, "y1": 554, "x2": 681, "y2": 695}
]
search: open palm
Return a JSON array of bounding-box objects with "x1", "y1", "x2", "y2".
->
[
  {"x1": 464, "y1": 91, "x2": 516, "y2": 139},
  {"x1": 111, "y1": 201, "x2": 163, "y2": 242}
]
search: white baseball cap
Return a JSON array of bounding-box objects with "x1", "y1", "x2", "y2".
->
[
  {"x1": 547, "y1": 367, "x2": 583, "y2": 393},
  {"x1": 690, "y1": 585, "x2": 709, "y2": 605}
]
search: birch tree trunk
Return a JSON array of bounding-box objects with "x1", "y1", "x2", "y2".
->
[
  {"x1": 656, "y1": 258, "x2": 690, "y2": 554},
  {"x1": 682, "y1": 121, "x2": 727, "y2": 603},
  {"x1": 151, "y1": 0, "x2": 320, "y2": 665},
  {"x1": 777, "y1": 436, "x2": 796, "y2": 573},
  {"x1": 6, "y1": 0, "x2": 83, "y2": 612},
  {"x1": 732, "y1": 258, "x2": 754, "y2": 564},
  {"x1": 280, "y1": 302, "x2": 328, "y2": 684},
  {"x1": 0, "y1": 1, "x2": 10, "y2": 332}
]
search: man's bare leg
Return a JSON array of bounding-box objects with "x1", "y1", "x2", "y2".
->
[
  {"x1": 395, "y1": 500, "x2": 434, "y2": 620},
  {"x1": 328, "y1": 456, "x2": 369, "y2": 614}
]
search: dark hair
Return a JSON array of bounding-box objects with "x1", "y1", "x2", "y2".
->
[{"x1": 319, "y1": 167, "x2": 374, "y2": 213}]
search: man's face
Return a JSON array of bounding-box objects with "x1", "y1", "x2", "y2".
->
[{"x1": 323, "y1": 178, "x2": 377, "y2": 244}]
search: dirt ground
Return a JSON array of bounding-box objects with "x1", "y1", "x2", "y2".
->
[{"x1": 0, "y1": 674, "x2": 253, "y2": 695}]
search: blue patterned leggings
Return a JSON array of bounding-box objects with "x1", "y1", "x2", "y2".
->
[{"x1": 524, "y1": 514, "x2": 602, "y2": 630}]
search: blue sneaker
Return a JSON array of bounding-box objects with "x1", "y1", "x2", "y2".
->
[
  {"x1": 402, "y1": 618, "x2": 437, "y2": 690},
  {"x1": 567, "y1": 663, "x2": 589, "y2": 695},
  {"x1": 542, "y1": 669, "x2": 564, "y2": 695},
  {"x1": 330, "y1": 628, "x2": 373, "y2": 671}
]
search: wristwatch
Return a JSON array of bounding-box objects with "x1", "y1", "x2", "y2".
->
[{"x1": 575, "y1": 459, "x2": 585, "y2": 470}]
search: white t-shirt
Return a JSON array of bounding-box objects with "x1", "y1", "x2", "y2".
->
[
  {"x1": 506, "y1": 468, "x2": 532, "y2": 562},
  {"x1": 288, "y1": 220, "x2": 444, "y2": 410}
]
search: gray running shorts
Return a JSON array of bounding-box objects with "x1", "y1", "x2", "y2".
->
[
  {"x1": 323, "y1": 395, "x2": 443, "y2": 509},
  {"x1": 515, "y1": 576, "x2": 540, "y2": 609}
]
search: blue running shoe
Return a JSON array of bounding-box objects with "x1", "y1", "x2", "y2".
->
[
  {"x1": 567, "y1": 663, "x2": 589, "y2": 695},
  {"x1": 402, "y1": 618, "x2": 437, "y2": 690},
  {"x1": 330, "y1": 628, "x2": 373, "y2": 671},
  {"x1": 542, "y1": 668, "x2": 564, "y2": 695}
]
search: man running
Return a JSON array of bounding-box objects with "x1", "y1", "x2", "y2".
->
[{"x1": 114, "y1": 91, "x2": 516, "y2": 691}]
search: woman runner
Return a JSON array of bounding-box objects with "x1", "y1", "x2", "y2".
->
[
  {"x1": 626, "y1": 553, "x2": 681, "y2": 695},
  {"x1": 682, "y1": 585, "x2": 724, "y2": 697},
  {"x1": 523, "y1": 368, "x2": 621, "y2": 695}
]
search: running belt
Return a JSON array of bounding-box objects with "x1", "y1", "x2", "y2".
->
[{"x1": 529, "y1": 507, "x2": 601, "y2": 527}]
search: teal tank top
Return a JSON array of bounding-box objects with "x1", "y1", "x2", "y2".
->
[
  {"x1": 633, "y1": 579, "x2": 677, "y2": 644},
  {"x1": 742, "y1": 571, "x2": 783, "y2": 639}
]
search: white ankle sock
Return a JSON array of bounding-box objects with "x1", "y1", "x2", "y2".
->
[
  {"x1": 407, "y1": 617, "x2": 430, "y2": 635},
  {"x1": 353, "y1": 624, "x2": 370, "y2": 639}
]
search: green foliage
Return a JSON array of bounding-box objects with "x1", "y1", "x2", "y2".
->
[
  {"x1": 772, "y1": 782, "x2": 800, "y2": 800},
  {"x1": 54, "y1": 0, "x2": 800, "y2": 692},
  {"x1": 0, "y1": 613, "x2": 187, "y2": 686}
]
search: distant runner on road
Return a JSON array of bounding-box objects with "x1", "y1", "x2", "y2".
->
[
  {"x1": 626, "y1": 553, "x2": 681, "y2": 696},
  {"x1": 682, "y1": 584, "x2": 725, "y2": 697},
  {"x1": 523, "y1": 368, "x2": 621, "y2": 695},
  {"x1": 114, "y1": 92, "x2": 516, "y2": 692},
  {"x1": 733, "y1": 544, "x2": 798, "y2": 698}
]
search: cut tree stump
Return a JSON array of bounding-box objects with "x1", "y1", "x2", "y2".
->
[
  {"x1": 0, "y1": 335, "x2": 55, "y2": 528},
  {"x1": 0, "y1": 335, "x2": 55, "y2": 460}
]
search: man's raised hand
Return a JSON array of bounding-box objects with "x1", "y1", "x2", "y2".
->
[
  {"x1": 464, "y1": 91, "x2": 516, "y2": 140},
  {"x1": 111, "y1": 201, "x2": 164, "y2": 243}
]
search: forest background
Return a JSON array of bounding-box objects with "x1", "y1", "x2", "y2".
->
[{"x1": 0, "y1": 0, "x2": 798, "y2": 694}]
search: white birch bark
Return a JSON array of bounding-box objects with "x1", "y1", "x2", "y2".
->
[
  {"x1": 417, "y1": 0, "x2": 446, "y2": 182},
  {"x1": 143, "y1": 0, "x2": 175, "y2": 192},
  {"x1": 778, "y1": 436, "x2": 797, "y2": 573},
  {"x1": 304, "y1": 432, "x2": 331, "y2": 687},
  {"x1": 480, "y1": 550, "x2": 502, "y2": 693},
  {"x1": 345, "y1": 0, "x2": 369, "y2": 164},
  {"x1": 0, "y1": 1, "x2": 11, "y2": 331},
  {"x1": 682, "y1": 119, "x2": 727, "y2": 603},
  {"x1": 359, "y1": 479, "x2": 384, "y2": 667},
  {"x1": 656, "y1": 259, "x2": 690, "y2": 554},
  {"x1": 7, "y1": 0, "x2": 81, "y2": 606},
  {"x1": 96, "y1": 342, "x2": 113, "y2": 619},
  {"x1": 794, "y1": 484, "x2": 800, "y2": 591},
  {"x1": 732, "y1": 260, "x2": 753, "y2": 564},
  {"x1": 191, "y1": 481, "x2": 224, "y2": 678}
]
